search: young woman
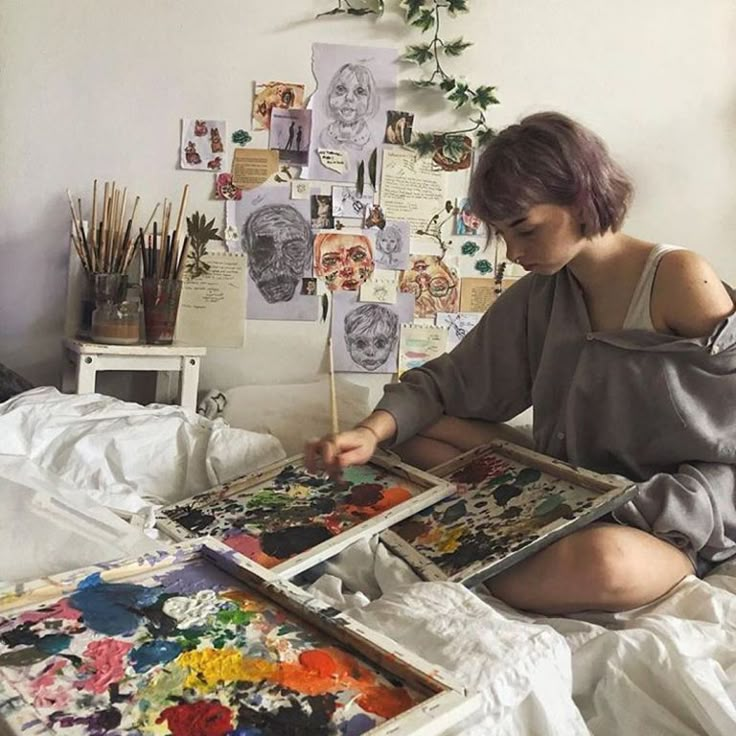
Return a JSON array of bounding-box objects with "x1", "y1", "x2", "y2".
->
[{"x1": 306, "y1": 112, "x2": 736, "y2": 615}]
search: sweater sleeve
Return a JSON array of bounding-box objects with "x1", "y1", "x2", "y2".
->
[
  {"x1": 375, "y1": 277, "x2": 534, "y2": 446},
  {"x1": 612, "y1": 462, "x2": 736, "y2": 563}
]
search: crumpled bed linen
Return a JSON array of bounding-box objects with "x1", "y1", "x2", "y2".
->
[
  {"x1": 308, "y1": 538, "x2": 736, "y2": 735},
  {"x1": 0, "y1": 387, "x2": 286, "y2": 514}
]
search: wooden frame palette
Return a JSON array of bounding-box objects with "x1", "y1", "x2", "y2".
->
[
  {"x1": 0, "y1": 539, "x2": 478, "y2": 736},
  {"x1": 381, "y1": 441, "x2": 637, "y2": 587},
  {"x1": 156, "y1": 452, "x2": 453, "y2": 579}
]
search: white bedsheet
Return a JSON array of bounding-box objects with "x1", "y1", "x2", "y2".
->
[
  {"x1": 308, "y1": 538, "x2": 736, "y2": 735},
  {"x1": 0, "y1": 388, "x2": 285, "y2": 583}
]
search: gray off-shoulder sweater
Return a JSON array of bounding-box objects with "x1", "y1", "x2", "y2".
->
[{"x1": 376, "y1": 268, "x2": 736, "y2": 564}]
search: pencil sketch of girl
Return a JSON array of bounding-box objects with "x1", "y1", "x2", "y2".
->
[
  {"x1": 319, "y1": 63, "x2": 378, "y2": 154},
  {"x1": 241, "y1": 204, "x2": 312, "y2": 304},
  {"x1": 375, "y1": 223, "x2": 404, "y2": 269},
  {"x1": 344, "y1": 303, "x2": 398, "y2": 372}
]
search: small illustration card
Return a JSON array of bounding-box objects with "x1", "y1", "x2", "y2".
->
[
  {"x1": 156, "y1": 454, "x2": 453, "y2": 578},
  {"x1": 0, "y1": 539, "x2": 478, "y2": 736},
  {"x1": 435, "y1": 312, "x2": 482, "y2": 350},
  {"x1": 180, "y1": 118, "x2": 227, "y2": 171},
  {"x1": 398, "y1": 323, "x2": 448, "y2": 375},
  {"x1": 381, "y1": 441, "x2": 637, "y2": 587}
]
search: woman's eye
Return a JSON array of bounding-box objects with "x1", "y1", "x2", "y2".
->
[
  {"x1": 518, "y1": 228, "x2": 536, "y2": 237},
  {"x1": 334, "y1": 84, "x2": 346, "y2": 95}
]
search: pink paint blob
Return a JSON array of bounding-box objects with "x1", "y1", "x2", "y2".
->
[
  {"x1": 19, "y1": 598, "x2": 80, "y2": 624},
  {"x1": 75, "y1": 638, "x2": 132, "y2": 694}
]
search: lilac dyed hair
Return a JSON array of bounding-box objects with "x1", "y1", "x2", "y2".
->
[{"x1": 469, "y1": 112, "x2": 633, "y2": 236}]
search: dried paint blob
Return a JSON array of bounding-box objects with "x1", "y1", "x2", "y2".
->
[{"x1": 0, "y1": 558, "x2": 425, "y2": 734}]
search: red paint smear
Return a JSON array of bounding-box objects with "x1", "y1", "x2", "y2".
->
[
  {"x1": 299, "y1": 648, "x2": 341, "y2": 678},
  {"x1": 157, "y1": 700, "x2": 233, "y2": 736},
  {"x1": 224, "y1": 533, "x2": 281, "y2": 569},
  {"x1": 357, "y1": 685, "x2": 416, "y2": 719}
]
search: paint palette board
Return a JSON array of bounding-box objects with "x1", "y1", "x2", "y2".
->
[
  {"x1": 381, "y1": 440, "x2": 637, "y2": 587},
  {"x1": 0, "y1": 539, "x2": 479, "y2": 736},
  {"x1": 156, "y1": 453, "x2": 453, "y2": 579}
]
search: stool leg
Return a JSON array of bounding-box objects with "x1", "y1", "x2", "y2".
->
[
  {"x1": 61, "y1": 348, "x2": 76, "y2": 393},
  {"x1": 179, "y1": 357, "x2": 200, "y2": 412},
  {"x1": 76, "y1": 356, "x2": 97, "y2": 394}
]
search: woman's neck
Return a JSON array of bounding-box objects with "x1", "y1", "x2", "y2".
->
[{"x1": 567, "y1": 231, "x2": 644, "y2": 292}]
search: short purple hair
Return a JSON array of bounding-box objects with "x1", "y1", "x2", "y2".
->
[{"x1": 470, "y1": 112, "x2": 633, "y2": 236}]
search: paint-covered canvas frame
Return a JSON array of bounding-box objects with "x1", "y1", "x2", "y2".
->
[
  {"x1": 156, "y1": 452, "x2": 453, "y2": 579},
  {"x1": 0, "y1": 539, "x2": 479, "y2": 736},
  {"x1": 381, "y1": 440, "x2": 637, "y2": 587}
]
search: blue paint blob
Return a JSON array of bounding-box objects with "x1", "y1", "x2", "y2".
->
[
  {"x1": 78, "y1": 572, "x2": 103, "y2": 589},
  {"x1": 228, "y1": 728, "x2": 264, "y2": 736},
  {"x1": 37, "y1": 634, "x2": 72, "y2": 655},
  {"x1": 340, "y1": 713, "x2": 376, "y2": 736},
  {"x1": 130, "y1": 640, "x2": 182, "y2": 673},
  {"x1": 70, "y1": 582, "x2": 163, "y2": 636}
]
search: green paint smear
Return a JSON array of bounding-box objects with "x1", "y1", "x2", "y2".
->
[
  {"x1": 485, "y1": 472, "x2": 515, "y2": 488},
  {"x1": 342, "y1": 466, "x2": 384, "y2": 484},
  {"x1": 246, "y1": 490, "x2": 291, "y2": 509},
  {"x1": 217, "y1": 607, "x2": 254, "y2": 626},
  {"x1": 516, "y1": 468, "x2": 542, "y2": 485}
]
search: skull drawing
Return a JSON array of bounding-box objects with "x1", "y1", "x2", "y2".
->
[{"x1": 242, "y1": 204, "x2": 312, "y2": 303}]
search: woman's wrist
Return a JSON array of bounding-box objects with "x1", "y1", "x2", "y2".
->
[{"x1": 354, "y1": 423, "x2": 381, "y2": 443}]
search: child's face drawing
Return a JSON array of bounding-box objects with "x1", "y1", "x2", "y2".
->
[
  {"x1": 346, "y1": 329, "x2": 395, "y2": 371},
  {"x1": 315, "y1": 234, "x2": 374, "y2": 291},
  {"x1": 329, "y1": 71, "x2": 371, "y2": 125}
]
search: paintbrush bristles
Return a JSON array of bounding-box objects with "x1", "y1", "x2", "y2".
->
[{"x1": 67, "y1": 180, "x2": 147, "y2": 275}]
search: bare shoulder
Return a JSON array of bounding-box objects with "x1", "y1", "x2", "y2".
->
[{"x1": 652, "y1": 249, "x2": 734, "y2": 337}]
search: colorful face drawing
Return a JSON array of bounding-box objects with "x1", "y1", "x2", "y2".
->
[
  {"x1": 344, "y1": 303, "x2": 399, "y2": 371},
  {"x1": 400, "y1": 255, "x2": 459, "y2": 317},
  {"x1": 314, "y1": 233, "x2": 374, "y2": 291},
  {"x1": 242, "y1": 205, "x2": 312, "y2": 303}
]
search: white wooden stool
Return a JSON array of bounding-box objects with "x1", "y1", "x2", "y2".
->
[{"x1": 62, "y1": 339, "x2": 207, "y2": 412}]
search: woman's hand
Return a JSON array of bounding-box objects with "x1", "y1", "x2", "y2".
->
[{"x1": 304, "y1": 426, "x2": 379, "y2": 477}]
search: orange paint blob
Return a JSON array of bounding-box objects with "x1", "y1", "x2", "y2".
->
[
  {"x1": 357, "y1": 685, "x2": 417, "y2": 719},
  {"x1": 373, "y1": 486, "x2": 412, "y2": 512},
  {"x1": 299, "y1": 648, "x2": 340, "y2": 678}
]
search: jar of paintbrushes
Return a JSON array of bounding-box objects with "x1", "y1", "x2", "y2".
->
[
  {"x1": 66, "y1": 180, "x2": 158, "y2": 342},
  {"x1": 141, "y1": 187, "x2": 191, "y2": 345}
]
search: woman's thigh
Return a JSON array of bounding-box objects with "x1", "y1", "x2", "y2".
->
[{"x1": 394, "y1": 415, "x2": 533, "y2": 470}]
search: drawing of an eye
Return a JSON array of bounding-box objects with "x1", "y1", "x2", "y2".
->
[
  {"x1": 334, "y1": 84, "x2": 347, "y2": 95},
  {"x1": 356, "y1": 86, "x2": 367, "y2": 97},
  {"x1": 349, "y1": 248, "x2": 368, "y2": 263},
  {"x1": 429, "y1": 277, "x2": 451, "y2": 297},
  {"x1": 321, "y1": 254, "x2": 340, "y2": 269}
]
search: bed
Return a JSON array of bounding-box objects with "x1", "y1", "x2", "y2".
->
[{"x1": 1, "y1": 384, "x2": 734, "y2": 735}]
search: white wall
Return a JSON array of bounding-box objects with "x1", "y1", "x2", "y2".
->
[{"x1": 1, "y1": 0, "x2": 734, "y2": 398}]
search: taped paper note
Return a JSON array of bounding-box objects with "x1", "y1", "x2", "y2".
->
[
  {"x1": 318, "y1": 149, "x2": 347, "y2": 174},
  {"x1": 231, "y1": 148, "x2": 279, "y2": 190}
]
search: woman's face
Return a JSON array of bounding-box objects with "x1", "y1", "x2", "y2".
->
[
  {"x1": 315, "y1": 234, "x2": 374, "y2": 291},
  {"x1": 378, "y1": 230, "x2": 400, "y2": 254},
  {"x1": 329, "y1": 71, "x2": 370, "y2": 125},
  {"x1": 491, "y1": 204, "x2": 585, "y2": 275}
]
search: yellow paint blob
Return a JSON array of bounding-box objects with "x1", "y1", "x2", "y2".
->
[
  {"x1": 176, "y1": 648, "x2": 278, "y2": 691},
  {"x1": 437, "y1": 526, "x2": 464, "y2": 554}
]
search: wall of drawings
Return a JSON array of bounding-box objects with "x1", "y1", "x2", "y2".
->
[{"x1": 178, "y1": 39, "x2": 524, "y2": 388}]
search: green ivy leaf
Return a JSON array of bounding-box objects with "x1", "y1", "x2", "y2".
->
[
  {"x1": 443, "y1": 38, "x2": 472, "y2": 57},
  {"x1": 346, "y1": 7, "x2": 373, "y2": 14},
  {"x1": 447, "y1": 82, "x2": 470, "y2": 108},
  {"x1": 471, "y1": 85, "x2": 500, "y2": 110},
  {"x1": 402, "y1": 0, "x2": 426, "y2": 21},
  {"x1": 439, "y1": 76, "x2": 456, "y2": 92},
  {"x1": 403, "y1": 43, "x2": 434, "y2": 65},
  {"x1": 446, "y1": 0, "x2": 469, "y2": 14},
  {"x1": 476, "y1": 126, "x2": 497, "y2": 146},
  {"x1": 411, "y1": 8, "x2": 435, "y2": 32},
  {"x1": 408, "y1": 132, "x2": 435, "y2": 156},
  {"x1": 441, "y1": 134, "x2": 471, "y2": 163}
]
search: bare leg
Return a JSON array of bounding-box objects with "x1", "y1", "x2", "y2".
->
[
  {"x1": 486, "y1": 523, "x2": 695, "y2": 615},
  {"x1": 394, "y1": 415, "x2": 533, "y2": 471}
]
